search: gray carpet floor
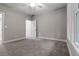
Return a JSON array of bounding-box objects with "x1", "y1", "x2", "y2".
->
[{"x1": 0, "y1": 39, "x2": 69, "y2": 56}]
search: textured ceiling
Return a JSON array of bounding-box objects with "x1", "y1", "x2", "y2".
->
[{"x1": 1, "y1": 3, "x2": 66, "y2": 15}]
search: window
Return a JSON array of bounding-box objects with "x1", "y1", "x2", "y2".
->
[{"x1": 75, "y1": 9, "x2": 79, "y2": 46}]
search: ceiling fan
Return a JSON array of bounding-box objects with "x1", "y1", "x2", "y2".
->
[{"x1": 27, "y1": 3, "x2": 43, "y2": 8}]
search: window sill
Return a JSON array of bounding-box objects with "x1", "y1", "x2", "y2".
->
[{"x1": 72, "y1": 42, "x2": 79, "y2": 55}]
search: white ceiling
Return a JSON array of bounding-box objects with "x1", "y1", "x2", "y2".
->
[{"x1": 1, "y1": 3, "x2": 66, "y2": 15}]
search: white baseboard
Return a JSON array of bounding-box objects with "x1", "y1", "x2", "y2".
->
[
  {"x1": 38, "y1": 36, "x2": 67, "y2": 42},
  {"x1": 1, "y1": 37, "x2": 25, "y2": 44},
  {"x1": 3, "y1": 36, "x2": 66, "y2": 43}
]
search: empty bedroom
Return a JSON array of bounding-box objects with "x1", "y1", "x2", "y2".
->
[{"x1": 0, "y1": 3, "x2": 69, "y2": 56}]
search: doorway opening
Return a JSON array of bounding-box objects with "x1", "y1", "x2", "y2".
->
[
  {"x1": 0, "y1": 12, "x2": 2, "y2": 42},
  {"x1": 25, "y1": 19, "x2": 36, "y2": 39},
  {"x1": 0, "y1": 11, "x2": 5, "y2": 43}
]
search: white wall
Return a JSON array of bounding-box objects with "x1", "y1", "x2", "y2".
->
[
  {"x1": 0, "y1": 5, "x2": 30, "y2": 41},
  {"x1": 35, "y1": 7, "x2": 67, "y2": 40}
]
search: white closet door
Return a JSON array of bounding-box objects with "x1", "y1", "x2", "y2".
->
[
  {"x1": 26, "y1": 19, "x2": 36, "y2": 39},
  {"x1": 26, "y1": 20, "x2": 32, "y2": 38}
]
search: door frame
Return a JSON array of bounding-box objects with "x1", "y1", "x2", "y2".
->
[
  {"x1": 25, "y1": 19, "x2": 37, "y2": 39},
  {"x1": 0, "y1": 9, "x2": 6, "y2": 43}
]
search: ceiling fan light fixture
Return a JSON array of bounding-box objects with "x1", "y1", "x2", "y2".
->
[
  {"x1": 27, "y1": 3, "x2": 37, "y2": 7},
  {"x1": 29, "y1": 3, "x2": 36, "y2": 7},
  {"x1": 27, "y1": 3, "x2": 43, "y2": 8}
]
